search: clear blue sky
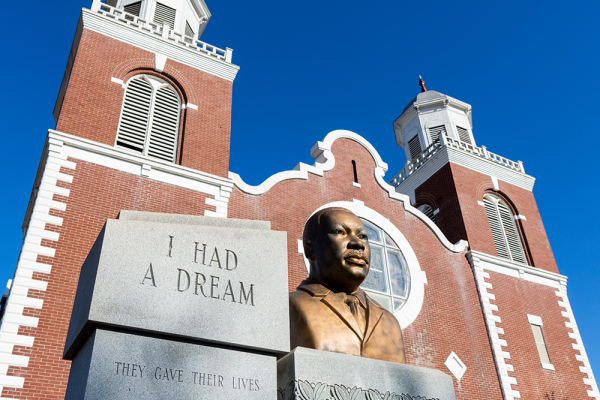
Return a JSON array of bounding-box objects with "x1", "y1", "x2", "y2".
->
[{"x1": 1, "y1": 0, "x2": 598, "y2": 378}]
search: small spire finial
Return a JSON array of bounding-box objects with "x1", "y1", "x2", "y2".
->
[{"x1": 419, "y1": 75, "x2": 427, "y2": 93}]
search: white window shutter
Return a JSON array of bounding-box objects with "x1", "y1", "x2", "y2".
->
[
  {"x1": 483, "y1": 196, "x2": 510, "y2": 260},
  {"x1": 147, "y1": 86, "x2": 181, "y2": 162},
  {"x1": 498, "y1": 201, "x2": 527, "y2": 264},
  {"x1": 154, "y1": 2, "x2": 176, "y2": 30},
  {"x1": 428, "y1": 125, "x2": 446, "y2": 143},
  {"x1": 116, "y1": 75, "x2": 181, "y2": 163},
  {"x1": 185, "y1": 21, "x2": 195, "y2": 38},
  {"x1": 116, "y1": 77, "x2": 153, "y2": 153},
  {"x1": 483, "y1": 194, "x2": 527, "y2": 264},
  {"x1": 124, "y1": 2, "x2": 142, "y2": 17},
  {"x1": 408, "y1": 135, "x2": 422, "y2": 160},
  {"x1": 456, "y1": 126, "x2": 471, "y2": 144}
]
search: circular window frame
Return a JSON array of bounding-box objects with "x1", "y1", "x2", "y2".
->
[{"x1": 299, "y1": 200, "x2": 426, "y2": 329}]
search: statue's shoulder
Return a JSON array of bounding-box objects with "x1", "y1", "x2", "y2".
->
[{"x1": 289, "y1": 289, "x2": 311, "y2": 301}]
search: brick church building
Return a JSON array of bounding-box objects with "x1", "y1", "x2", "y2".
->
[{"x1": 0, "y1": 0, "x2": 598, "y2": 399}]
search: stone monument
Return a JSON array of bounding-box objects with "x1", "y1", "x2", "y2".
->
[
  {"x1": 63, "y1": 209, "x2": 457, "y2": 400},
  {"x1": 63, "y1": 211, "x2": 289, "y2": 399}
]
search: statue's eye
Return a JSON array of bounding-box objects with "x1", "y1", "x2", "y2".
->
[
  {"x1": 331, "y1": 229, "x2": 344, "y2": 235},
  {"x1": 359, "y1": 234, "x2": 368, "y2": 240}
]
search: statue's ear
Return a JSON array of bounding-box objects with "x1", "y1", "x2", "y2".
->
[{"x1": 303, "y1": 241, "x2": 316, "y2": 261}]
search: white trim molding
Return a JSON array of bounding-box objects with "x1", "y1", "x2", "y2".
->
[
  {"x1": 154, "y1": 52, "x2": 167, "y2": 72},
  {"x1": 469, "y1": 250, "x2": 567, "y2": 289},
  {"x1": 444, "y1": 351, "x2": 467, "y2": 381},
  {"x1": 48, "y1": 130, "x2": 232, "y2": 218},
  {"x1": 230, "y1": 129, "x2": 468, "y2": 253},
  {"x1": 491, "y1": 175, "x2": 499, "y2": 191},
  {"x1": 467, "y1": 251, "x2": 520, "y2": 400},
  {"x1": 295, "y1": 199, "x2": 428, "y2": 329},
  {"x1": 527, "y1": 314, "x2": 543, "y2": 326},
  {"x1": 0, "y1": 137, "x2": 76, "y2": 394},
  {"x1": 555, "y1": 286, "x2": 600, "y2": 399}
]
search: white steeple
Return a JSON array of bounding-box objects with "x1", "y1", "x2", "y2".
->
[
  {"x1": 393, "y1": 78, "x2": 474, "y2": 162},
  {"x1": 107, "y1": 0, "x2": 211, "y2": 40}
]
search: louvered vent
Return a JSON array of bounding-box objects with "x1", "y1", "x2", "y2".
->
[
  {"x1": 116, "y1": 77, "x2": 153, "y2": 153},
  {"x1": 457, "y1": 126, "x2": 471, "y2": 144},
  {"x1": 418, "y1": 205, "x2": 435, "y2": 223},
  {"x1": 124, "y1": 2, "x2": 142, "y2": 17},
  {"x1": 498, "y1": 201, "x2": 527, "y2": 263},
  {"x1": 408, "y1": 135, "x2": 422, "y2": 160},
  {"x1": 185, "y1": 21, "x2": 195, "y2": 38},
  {"x1": 429, "y1": 125, "x2": 446, "y2": 143},
  {"x1": 116, "y1": 75, "x2": 181, "y2": 163},
  {"x1": 147, "y1": 86, "x2": 180, "y2": 162},
  {"x1": 483, "y1": 194, "x2": 527, "y2": 264},
  {"x1": 154, "y1": 2, "x2": 176, "y2": 30}
]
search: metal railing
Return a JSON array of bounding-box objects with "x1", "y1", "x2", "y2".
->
[
  {"x1": 389, "y1": 135, "x2": 525, "y2": 188},
  {"x1": 90, "y1": 0, "x2": 232, "y2": 63}
]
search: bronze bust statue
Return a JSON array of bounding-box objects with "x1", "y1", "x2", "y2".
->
[{"x1": 289, "y1": 207, "x2": 406, "y2": 363}]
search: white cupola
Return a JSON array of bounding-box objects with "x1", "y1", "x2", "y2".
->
[
  {"x1": 393, "y1": 77, "x2": 475, "y2": 162},
  {"x1": 106, "y1": 0, "x2": 211, "y2": 40}
]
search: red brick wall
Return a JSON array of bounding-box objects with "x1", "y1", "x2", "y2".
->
[
  {"x1": 414, "y1": 163, "x2": 468, "y2": 245},
  {"x1": 228, "y1": 138, "x2": 502, "y2": 400},
  {"x1": 55, "y1": 29, "x2": 233, "y2": 177},
  {"x1": 488, "y1": 271, "x2": 590, "y2": 399},
  {"x1": 415, "y1": 163, "x2": 558, "y2": 273},
  {"x1": 2, "y1": 158, "x2": 215, "y2": 400}
]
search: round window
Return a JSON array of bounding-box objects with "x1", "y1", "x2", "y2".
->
[{"x1": 359, "y1": 218, "x2": 411, "y2": 313}]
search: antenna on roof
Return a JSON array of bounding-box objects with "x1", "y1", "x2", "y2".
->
[{"x1": 419, "y1": 75, "x2": 427, "y2": 93}]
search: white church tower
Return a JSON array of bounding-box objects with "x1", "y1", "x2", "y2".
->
[{"x1": 393, "y1": 76, "x2": 475, "y2": 163}]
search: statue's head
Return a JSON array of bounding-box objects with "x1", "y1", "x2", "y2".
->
[{"x1": 302, "y1": 208, "x2": 371, "y2": 294}]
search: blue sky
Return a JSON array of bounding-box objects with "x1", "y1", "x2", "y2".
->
[{"x1": 1, "y1": 0, "x2": 598, "y2": 378}]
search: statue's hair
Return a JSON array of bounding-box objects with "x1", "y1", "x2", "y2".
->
[{"x1": 302, "y1": 207, "x2": 355, "y2": 247}]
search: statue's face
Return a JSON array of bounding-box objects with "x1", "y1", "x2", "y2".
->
[{"x1": 311, "y1": 210, "x2": 371, "y2": 293}]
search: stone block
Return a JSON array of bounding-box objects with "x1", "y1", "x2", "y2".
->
[
  {"x1": 65, "y1": 215, "x2": 289, "y2": 359},
  {"x1": 66, "y1": 328, "x2": 275, "y2": 400},
  {"x1": 277, "y1": 347, "x2": 456, "y2": 400}
]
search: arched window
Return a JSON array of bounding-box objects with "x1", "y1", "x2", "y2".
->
[
  {"x1": 116, "y1": 74, "x2": 181, "y2": 163},
  {"x1": 359, "y1": 218, "x2": 411, "y2": 313},
  {"x1": 483, "y1": 193, "x2": 527, "y2": 264},
  {"x1": 417, "y1": 204, "x2": 435, "y2": 222}
]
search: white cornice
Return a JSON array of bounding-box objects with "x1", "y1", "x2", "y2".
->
[
  {"x1": 230, "y1": 129, "x2": 468, "y2": 253},
  {"x1": 467, "y1": 250, "x2": 567, "y2": 288},
  {"x1": 48, "y1": 130, "x2": 233, "y2": 203},
  {"x1": 81, "y1": 8, "x2": 240, "y2": 81}
]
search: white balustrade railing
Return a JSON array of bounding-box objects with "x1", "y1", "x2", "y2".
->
[
  {"x1": 389, "y1": 135, "x2": 525, "y2": 188},
  {"x1": 90, "y1": 0, "x2": 232, "y2": 63},
  {"x1": 389, "y1": 139, "x2": 443, "y2": 187}
]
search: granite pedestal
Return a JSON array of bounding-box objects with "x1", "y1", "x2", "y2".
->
[
  {"x1": 64, "y1": 211, "x2": 289, "y2": 399},
  {"x1": 277, "y1": 347, "x2": 457, "y2": 400},
  {"x1": 65, "y1": 329, "x2": 275, "y2": 400}
]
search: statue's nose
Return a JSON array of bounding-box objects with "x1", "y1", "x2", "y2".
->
[{"x1": 348, "y1": 235, "x2": 365, "y2": 250}]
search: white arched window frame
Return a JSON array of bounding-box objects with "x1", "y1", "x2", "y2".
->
[
  {"x1": 483, "y1": 193, "x2": 528, "y2": 264},
  {"x1": 116, "y1": 74, "x2": 182, "y2": 163},
  {"x1": 298, "y1": 200, "x2": 427, "y2": 329}
]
